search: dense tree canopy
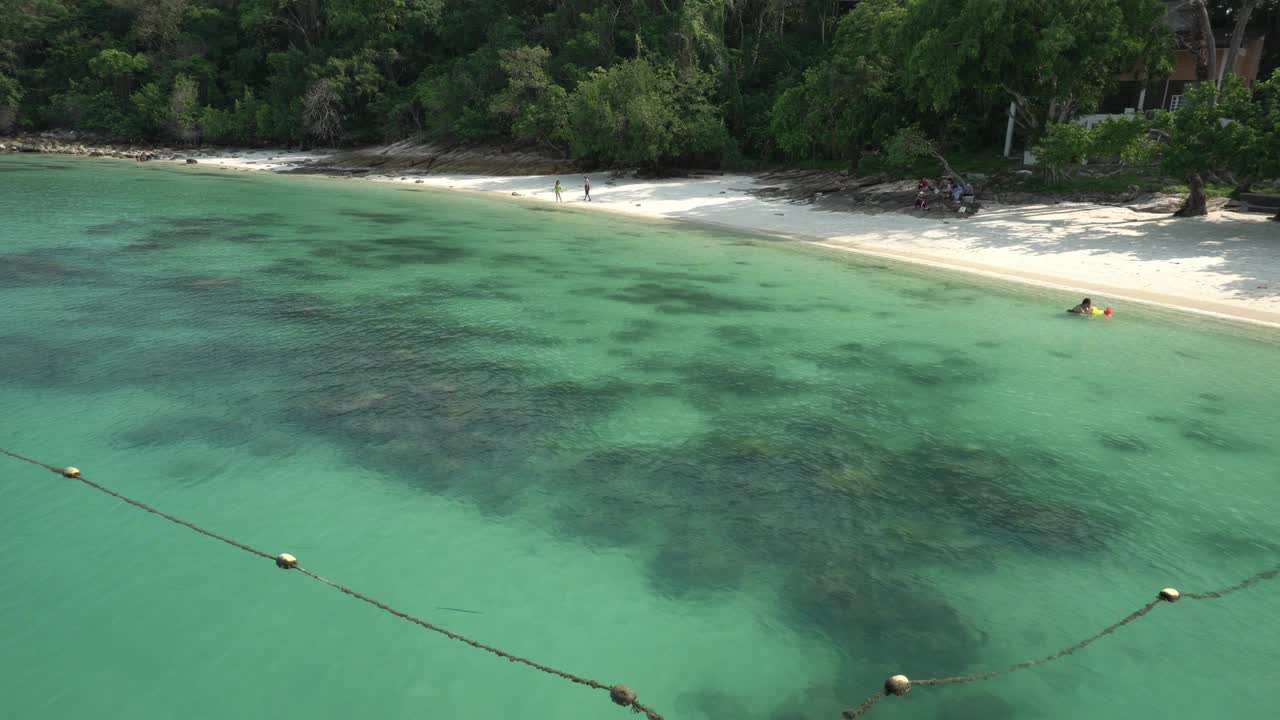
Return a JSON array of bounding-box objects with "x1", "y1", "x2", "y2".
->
[{"x1": 0, "y1": 0, "x2": 1264, "y2": 171}]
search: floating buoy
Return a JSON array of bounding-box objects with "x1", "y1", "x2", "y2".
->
[
  {"x1": 885, "y1": 674, "x2": 912, "y2": 696},
  {"x1": 610, "y1": 685, "x2": 637, "y2": 706}
]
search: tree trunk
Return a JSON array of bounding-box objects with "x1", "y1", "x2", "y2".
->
[
  {"x1": 1174, "y1": 173, "x2": 1209, "y2": 216},
  {"x1": 1191, "y1": 0, "x2": 1217, "y2": 83},
  {"x1": 1218, "y1": 0, "x2": 1258, "y2": 87},
  {"x1": 931, "y1": 150, "x2": 960, "y2": 184},
  {"x1": 751, "y1": 13, "x2": 764, "y2": 70}
]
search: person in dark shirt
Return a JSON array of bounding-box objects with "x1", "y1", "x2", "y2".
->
[{"x1": 1068, "y1": 298, "x2": 1094, "y2": 314}]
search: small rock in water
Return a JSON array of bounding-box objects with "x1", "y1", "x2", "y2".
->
[{"x1": 1100, "y1": 433, "x2": 1151, "y2": 452}]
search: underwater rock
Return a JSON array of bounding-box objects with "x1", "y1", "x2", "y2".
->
[
  {"x1": 1180, "y1": 423, "x2": 1252, "y2": 451},
  {"x1": 605, "y1": 282, "x2": 770, "y2": 315},
  {"x1": 649, "y1": 526, "x2": 745, "y2": 597},
  {"x1": 785, "y1": 570, "x2": 981, "y2": 674},
  {"x1": 768, "y1": 682, "x2": 852, "y2": 720},
  {"x1": 676, "y1": 687, "x2": 753, "y2": 720},
  {"x1": 933, "y1": 690, "x2": 1018, "y2": 720},
  {"x1": 611, "y1": 318, "x2": 663, "y2": 343},
  {"x1": 713, "y1": 324, "x2": 767, "y2": 347},
  {"x1": 1099, "y1": 433, "x2": 1152, "y2": 452},
  {"x1": 115, "y1": 413, "x2": 258, "y2": 450}
]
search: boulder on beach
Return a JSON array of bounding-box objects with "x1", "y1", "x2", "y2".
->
[
  {"x1": 1127, "y1": 194, "x2": 1228, "y2": 214},
  {"x1": 186, "y1": 158, "x2": 198, "y2": 164},
  {"x1": 1126, "y1": 194, "x2": 1183, "y2": 213},
  {"x1": 298, "y1": 138, "x2": 574, "y2": 176}
]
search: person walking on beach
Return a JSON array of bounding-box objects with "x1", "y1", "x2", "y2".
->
[
  {"x1": 554, "y1": 180, "x2": 563, "y2": 203},
  {"x1": 584, "y1": 175, "x2": 592, "y2": 202}
]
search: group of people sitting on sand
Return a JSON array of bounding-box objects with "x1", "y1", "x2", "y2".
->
[{"x1": 914, "y1": 177, "x2": 975, "y2": 211}]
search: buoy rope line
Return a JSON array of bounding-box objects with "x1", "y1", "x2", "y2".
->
[
  {"x1": 4, "y1": 449, "x2": 1278, "y2": 720},
  {"x1": 841, "y1": 571, "x2": 1280, "y2": 718},
  {"x1": 0, "y1": 448, "x2": 662, "y2": 720}
]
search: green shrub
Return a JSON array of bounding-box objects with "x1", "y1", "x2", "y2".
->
[{"x1": 1033, "y1": 123, "x2": 1094, "y2": 182}]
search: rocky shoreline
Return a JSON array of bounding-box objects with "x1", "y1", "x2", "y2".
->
[
  {"x1": 290, "y1": 138, "x2": 576, "y2": 177},
  {"x1": 0, "y1": 132, "x2": 575, "y2": 176},
  {"x1": 0, "y1": 132, "x2": 208, "y2": 162},
  {"x1": 2, "y1": 131, "x2": 1225, "y2": 215},
  {"x1": 747, "y1": 168, "x2": 1228, "y2": 215}
]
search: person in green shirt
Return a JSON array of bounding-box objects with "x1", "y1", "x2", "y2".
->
[{"x1": 553, "y1": 180, "x2": 563, "y2": 203}]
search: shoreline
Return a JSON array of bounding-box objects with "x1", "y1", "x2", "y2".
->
[
  {"x1": 14, "y1": 146, "x2": 1280, "y2": 329},
  {"x1": 211, "y1": 153, "x2": 1280, "y2": 330}
]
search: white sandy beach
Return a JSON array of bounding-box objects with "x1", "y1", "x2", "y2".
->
[{"x1": 195, "y1": 150, "x2": 1280, "y2": 328}]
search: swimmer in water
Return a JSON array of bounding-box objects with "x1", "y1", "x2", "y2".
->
[{"x1": 1068, "y1": 298, "x2": 1093, "y2": 314}]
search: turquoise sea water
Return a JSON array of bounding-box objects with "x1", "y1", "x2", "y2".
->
[{"x1": 1, "y1": 155, "x2": 1278, "y2": 720}]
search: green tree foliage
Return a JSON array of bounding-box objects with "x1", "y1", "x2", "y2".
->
[
  {"x1": 490, "y1": 46, "x2": 569, "y2": 146},
  {"x1": 0, "y1": 0, "x2": 1207, "y2": 174},
  {"x1": 1159, "y1": 76, "x2": 1256, "y2": 215},
  {"x1": 169, "y1": 72, "x2": 200, "y2": 142},
  {"x1": 0, "y1": 72, "x2": 20, "y2": 132},
  {"x1": 894, "y1": 0, "x2": 1171, "y2": 132},
  {"x1": 1032, "y1": 123, "x2": 1094, "y2": 182},
  {"x1": 129, "y1": 82, "x2": 168, "y2": 136},
  {"x1": 1088, "y1": 115, "x2": 1159, "y2": 164},
  {"x1": 108, "y1": 0, "x2": 191, "y2": 48},
  {"x1": 767, "y1": 0, "x2": 1170, "y2": 165},
  {"x1": 568, "y1": 57, "x2": 729, "y2": 167},
  {"x1": 0, "y1": 73, "x2": 20, "y2": 108},
  {"x1": 89, "y1": 49, "x2": 149, "y2": 96},
  {"x1": 883, "y1": 126, "x2": 962, "y2": 180},
  {"x1": 1031, "y1": 74, "x2": 1279, "y2": 215},
  {"x1": 1237, "y1": 70, "x2": 1280, "y2": 194},
  {"x1": 199, "y1": 90, "x2": 261, "y2": 145},
  {"x1": 768, "y1": 0, "x2": 907, "y2": 161}
]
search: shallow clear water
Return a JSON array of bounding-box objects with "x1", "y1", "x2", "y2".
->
[{"x1": 2, "y1": 155, "x2": 1278, "y2": 720}]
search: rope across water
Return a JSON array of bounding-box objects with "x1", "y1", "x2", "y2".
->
[
  {"x1": 4, "y1": 447, "x2": 1276, "y2": 720},
  {"x1": 0, "y1": 448, "x2": 662, "y2": 720},
  {"x1": 841, "y1": 577, "x2": 1280, "y2": 718}
]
